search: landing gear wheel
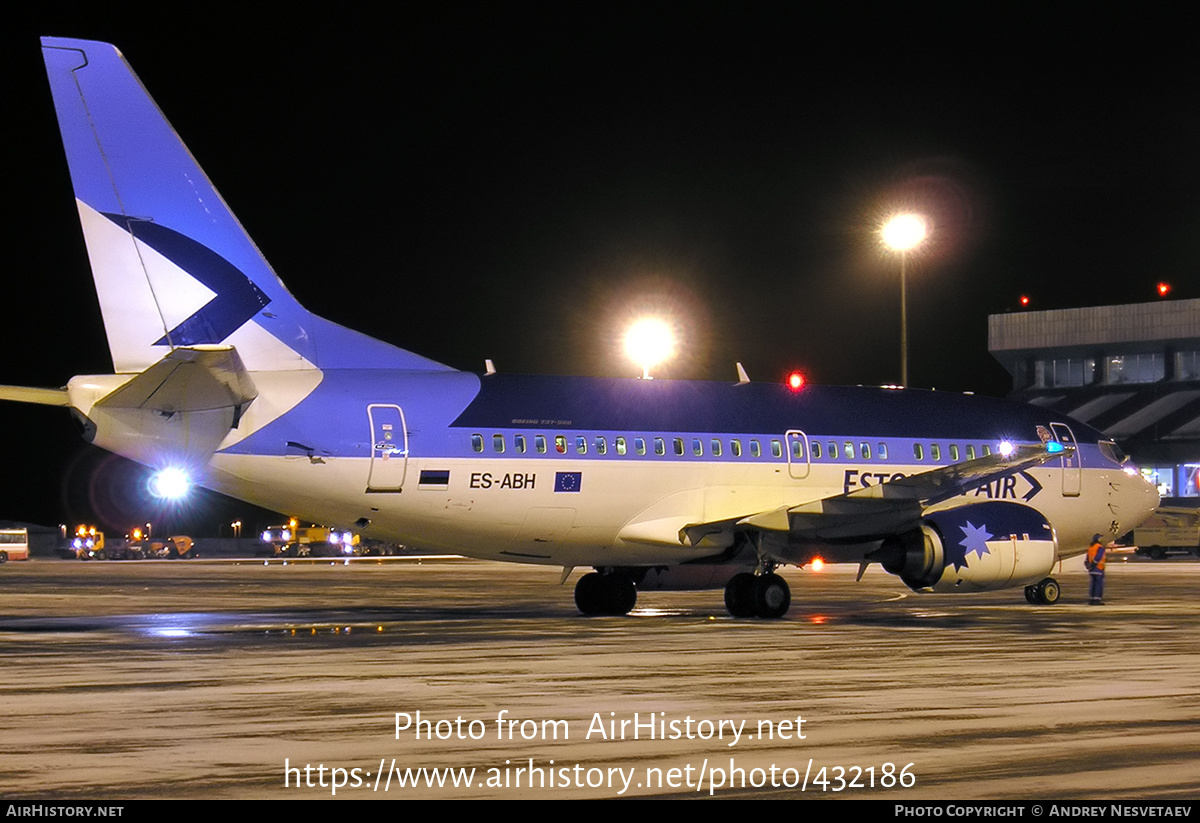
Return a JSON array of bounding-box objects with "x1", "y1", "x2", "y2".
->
[
  {"x1": 574, "y1": 573, "x2": 603, "y2": 615},
  {"x1": 1024, "y1": 585, "x2": 1038, "y2": 604},
  {"x1": 605, "y1": 575, "x2": 637, "y2": 615},
  {"x1": 574, "y1": 572, "x2": 637, "y2": 616},
  {"x1": 1035, "y1": 577, "x2": 1060, "y2": 605},
  {"x1": 724, "y1": 573, "x2": 757, "y2": 617},
  {"x1": 753, "y1": 573, "x2": 791, "y2": 618}
]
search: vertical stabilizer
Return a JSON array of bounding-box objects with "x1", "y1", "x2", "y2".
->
[{"x1": 41, "y1": 37, "x2": 451, "y2": 374}]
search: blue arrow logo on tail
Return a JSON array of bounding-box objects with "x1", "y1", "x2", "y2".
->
[{"x1": 103, "y1": 214, "x2": 271, "y2": 346}]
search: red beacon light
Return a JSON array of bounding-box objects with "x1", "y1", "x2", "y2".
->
[
  {"x1": 1157, "y1": 281, "x2": 1171, "y2": 297},
  {"x1": 786, "y1": 371, "x2": 805, "y2": 391},
  {"x1": 1019, "y1": 295, "x2": 1030, "y2": 307}
]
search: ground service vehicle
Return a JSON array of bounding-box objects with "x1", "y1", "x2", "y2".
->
[
  {"x1": 262, "y1": 523, "x2": 359, "y2": 557},
  {"x1": 1133, "y1": 507, "x2": 1200, "y2": 559}
]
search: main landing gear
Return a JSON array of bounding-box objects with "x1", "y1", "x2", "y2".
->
[
  {"x1": 574, "y1": 572, "x2": 637, "y2": 616},
  {"x1": 724, "y1": 571, "x2": 791, "y2": 618},
  {"x1": 1024, "y1": 577, "x2": 1061, "y2": 605}
]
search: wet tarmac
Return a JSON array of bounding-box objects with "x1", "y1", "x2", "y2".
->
[{"x1": 0, "y1": 556, "x2": 1197, "y2": 799}]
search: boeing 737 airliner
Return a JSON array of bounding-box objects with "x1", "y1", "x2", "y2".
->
[{"x1": 1, "y1": 38, "x2": 1159, "y2": 617}]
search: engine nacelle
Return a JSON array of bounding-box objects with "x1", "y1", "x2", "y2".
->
[{"x1": 880, "y1": 501, "x2": 1057, "y2": 593}]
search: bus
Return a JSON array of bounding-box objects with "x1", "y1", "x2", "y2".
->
[{"x1": 0, "y1": 528, "x2": 30, "y2": 562}]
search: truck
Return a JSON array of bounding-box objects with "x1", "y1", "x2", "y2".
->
[
  {"x1": 1133, "y1": 507, "x2": 1200, "y2": 559},
  {"x1": 128, "y1": 534, "x2": 196, "y2": 559},
  {"x1": 63, "y1": 526, "x2": 195, "y2": 559},
  {"x1": 261, "y1": 522, "x2": 360, "y2": 557}
]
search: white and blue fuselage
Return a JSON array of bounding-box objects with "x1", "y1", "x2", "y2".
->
[{"x1": 3, "y1": 38, "x2": 1158, "y2": 616}]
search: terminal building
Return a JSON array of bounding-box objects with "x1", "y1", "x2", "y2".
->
[{"x1": 989, "y1": 298, "x2": 1200, "y2": 504}]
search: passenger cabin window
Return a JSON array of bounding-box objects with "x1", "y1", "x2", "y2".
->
[
  {"x1": 949, "y1": 444, "x2": 959, "y2": 461},
  {"x1": 514, "y1": 434, "x2": 526, "y2": 454},
  {"x1": 827, "y1": 442, "x2": 837, "y2": 459},
  {"x1": 982, "y1": 445, "x2": 991, "y2": 456},
  {"x1": 576, "y1": 436, "x2": 588, "y2": 455},
  {"x1": 878, "y1": 442, "x2": 888, "y2": 459},
  {"x1": 555, "y1": 435, "x2": 567, "y2": 454},
  {"x1": 791, "y1": 439, "x2": 804, "y2": 459},
  {"x1": 772, "y1": 440, "x2": 783, "y2": 458},
  {"x1": 750, "y1": 440, "x2": 761, "y2": 458},
  {"x1": 615, "y1": 437, "x2": 627, "y2": 455},
  {"x1": 861, "y1": 442, "x2": 871, "y2": 459},
  {"x1": 844, "y1": 441, "x2": 854, "y2": 459},
  {"x1": 711, "y1": 439, "x2": 722, "y2": 457},
  {"x1": 692, "y1": 438, "x2": 703, "y2": 456},
  {"x1": 966, "y1": 445, "x2": 976, "y2": 460},
  {"x1": 812, "y1": 441, "x2": 822, "y2": 459},
  {"x1": 731, "y1": 439, "x2": 742, "y2": 457},
  {"x1": 535, "y1": 435, "x2": 547, "y2": 454},
  {"x1": 673, "y1": 438, "x2": 684, "y2": 456},
  {"x1": 594, "y1": 437, "x2": 607, "y2": 455},
  {"x1": 636, "y1": 437, "x2": 647, "y2": 455},
  {"x1": 471, "y1": 434, "x2": 483, "y2": 453},
  {"x1": 931, "y1": 444, "x2": 941, "y2": 461},
  {"x1": 654, "y1": 437, "x2": 666, "y2": 456},
  {"x1": 913, "y1": 443, "x2": 924, "y2": 460}
]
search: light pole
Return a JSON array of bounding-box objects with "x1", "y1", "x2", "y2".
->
[{"x1": 881, "y1": 214, "x2": 927, "y2": 387}]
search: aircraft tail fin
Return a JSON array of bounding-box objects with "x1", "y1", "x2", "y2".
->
[{"x1": 41, "y1": 37, "x2": 451, "y2": 375}]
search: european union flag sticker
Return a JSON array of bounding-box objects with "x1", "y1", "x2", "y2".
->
[{"x1": 554, "y1": 471, "x2": 582, "y2": 492}]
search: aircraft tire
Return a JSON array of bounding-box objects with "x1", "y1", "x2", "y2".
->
[
  {"x1": 605, "y1": 575, "x2": 637, "y2": 615},
  {"x1": 1024, "y1": 585, "x2": 1037, "y2": 604},
  {"x1": 575, "y1": 573, "x2": 637, "y2": 616},
  {"x1": 724, "y1": 573, "x2": 757, "y2": 617},
  {"x1": 753, "y1": 573, "x2": 791, "y2": 618},
  {"x1": 1036, "y1": 577, "x2": 1061, "y2": 605},
  {"x1": 574, "y1": 573, "x2": 604, "y2": 615}
]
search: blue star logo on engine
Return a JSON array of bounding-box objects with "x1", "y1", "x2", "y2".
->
[{"x1": 954, "y1": 521, "x2": 993, "y2": 570}]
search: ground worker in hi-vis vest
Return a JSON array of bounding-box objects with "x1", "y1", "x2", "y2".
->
[{"x1": 1086, "y1": 534, "x2": 1107, "y2": 605}]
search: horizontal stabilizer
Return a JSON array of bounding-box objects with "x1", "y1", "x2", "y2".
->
[
  {"x1": 0, "y1": 385, "x2": 69, "y2": 406},
  {"x1": 74, "y1": 347, "x2": 259, "y2": 471},
  {"x1": 95, "y1": 346, "x2": 257, "y2": 413}
]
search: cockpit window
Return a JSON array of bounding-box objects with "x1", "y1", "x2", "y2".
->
[{"x1": 1099, "y1": 439, "x2": 1128, "y2": 466}]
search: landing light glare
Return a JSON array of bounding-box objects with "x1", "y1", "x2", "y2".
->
[{"x1": 150, "y1": 467, "x2": 191, "y2": 500}]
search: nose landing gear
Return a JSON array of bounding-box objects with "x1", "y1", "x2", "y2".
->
[{"x1": 1024, "y1": 577, "x2": 1061, "y2": 605}]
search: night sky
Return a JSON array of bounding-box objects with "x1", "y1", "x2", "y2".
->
[{"x1": 3, "y1": 5, "x2": 1197, "y2": 534}]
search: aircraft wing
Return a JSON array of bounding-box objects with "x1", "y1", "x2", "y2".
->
[{"x1": 680, "y1": 443, "x2": 1069, "y2": 548}]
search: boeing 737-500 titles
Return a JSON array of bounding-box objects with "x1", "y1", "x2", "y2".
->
[{"x1": 0, "y1": 38, "x2": 1159, "y2": 617}]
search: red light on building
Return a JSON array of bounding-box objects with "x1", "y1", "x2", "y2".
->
[
  {"x1": 787, "y1": 371, "x2": 805, "y2": 391},
  {"x1": 1019, "y1": 295, "x2": 1030, "y2": 307},
  {"x1": 1158, "y1": 281, "x2": 1171, "y2": 297}
]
